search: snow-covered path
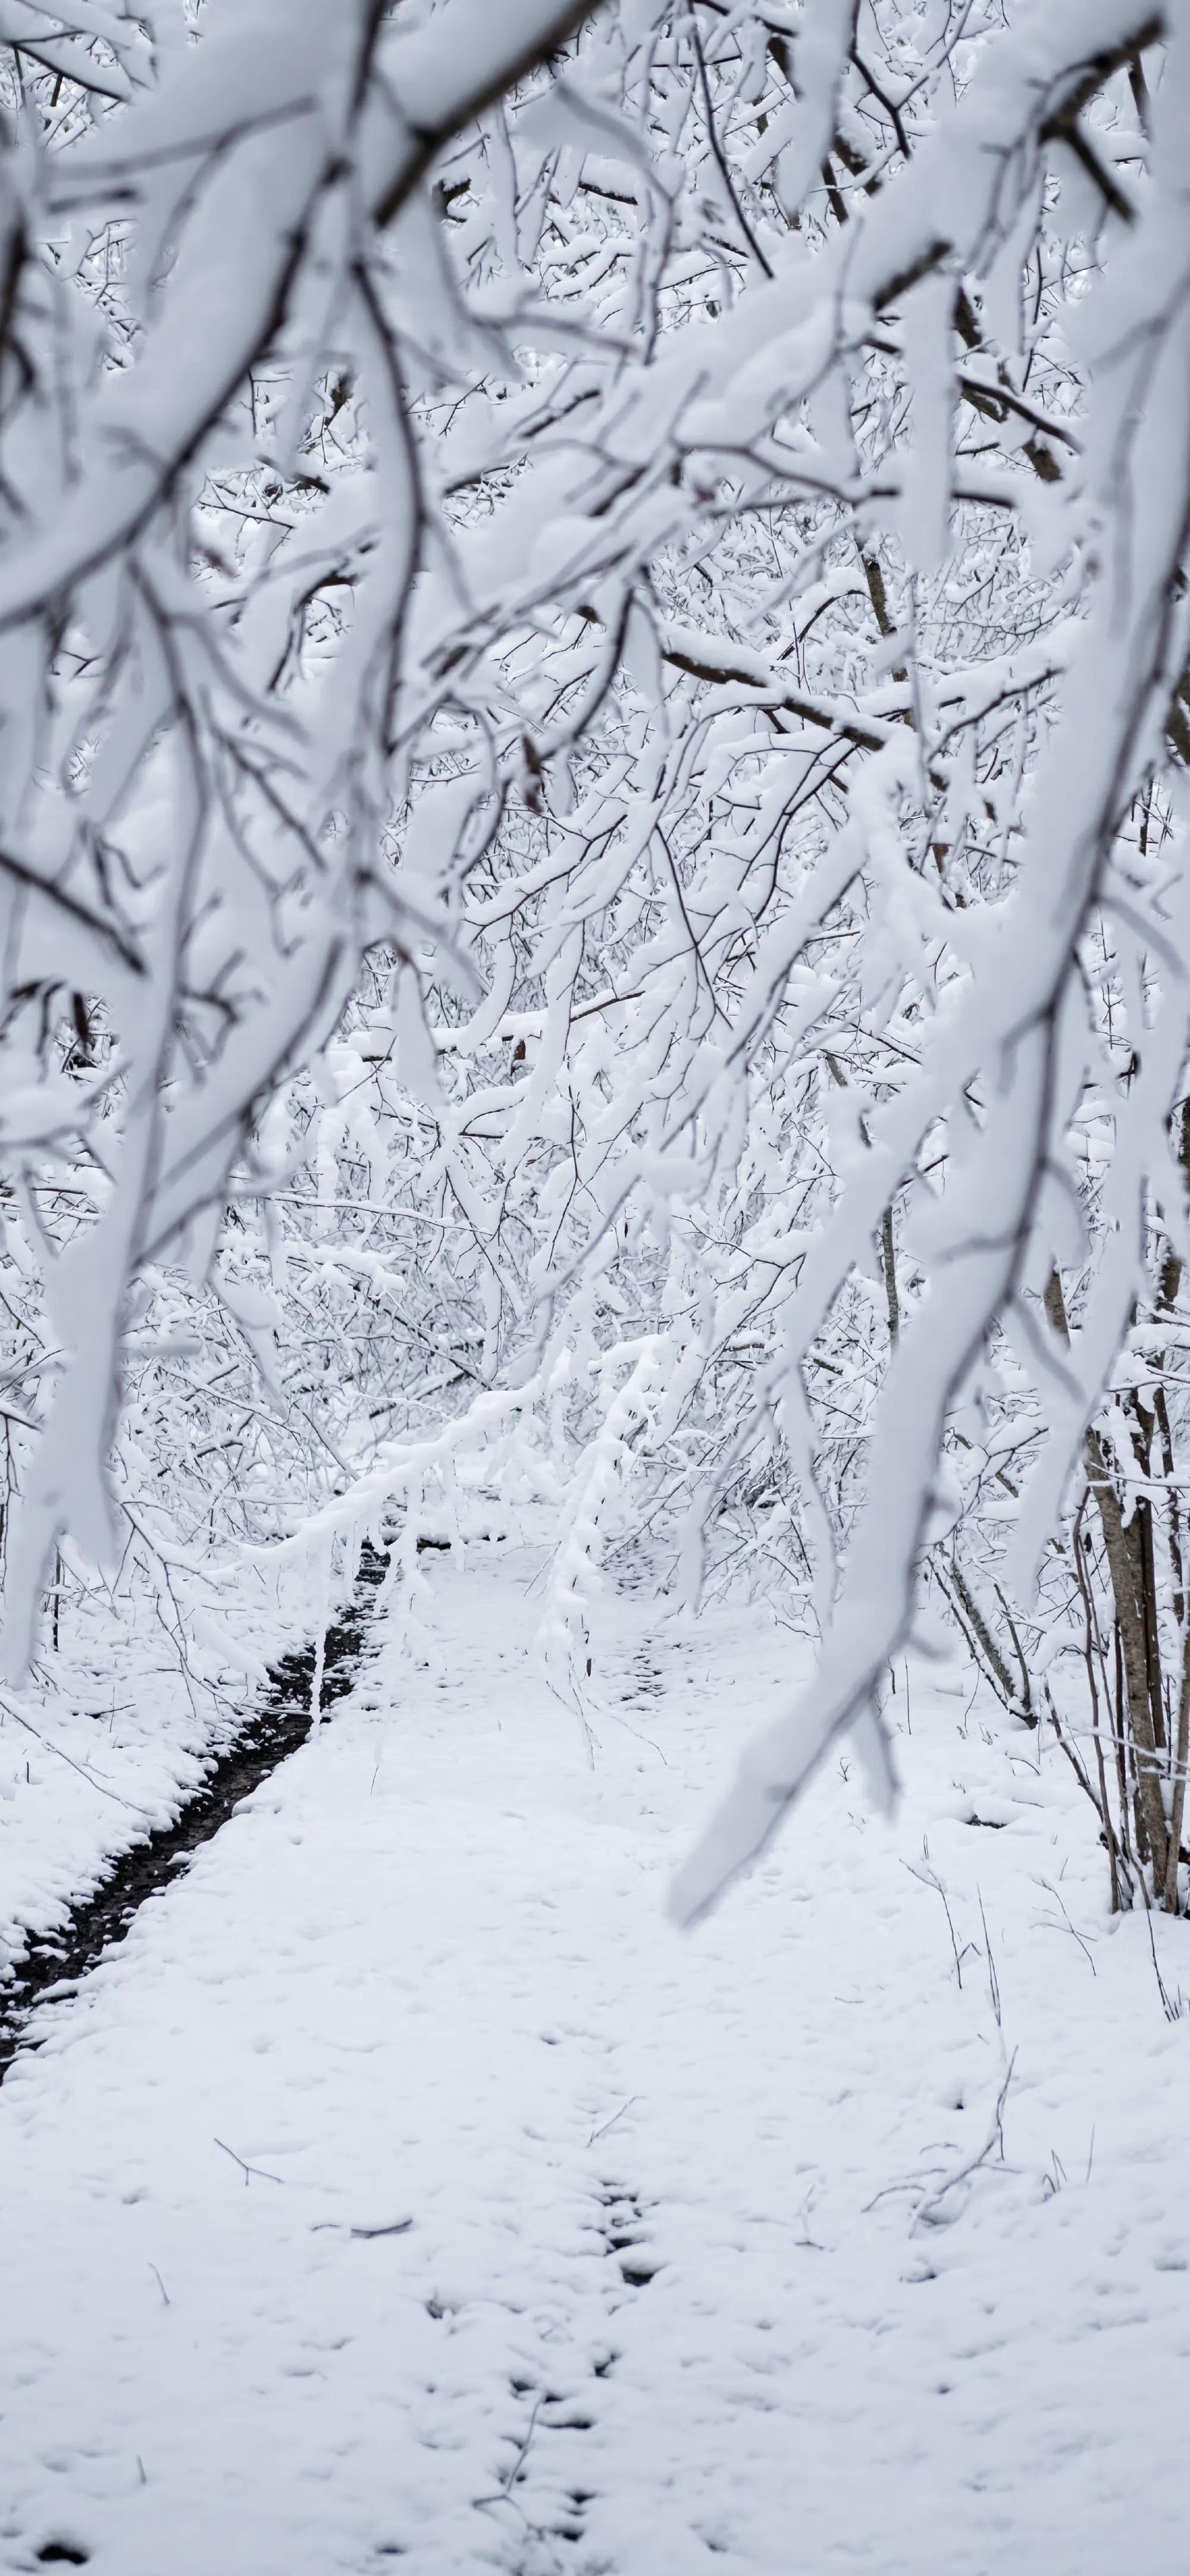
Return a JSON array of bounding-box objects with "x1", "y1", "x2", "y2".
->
[{"x1": 2, "y1": 1550, "x2": 1188, "y2": 2576}]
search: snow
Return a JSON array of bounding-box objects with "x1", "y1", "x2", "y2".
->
[
  {"x1": 0, "y1": 1618, "x2": 229, "y2": 1977},
  {"x1": 0, "y1": 1561, "x2": 327, "y2": 1980},
  {"x1": 1, "y1": 1546, "x2": 1188, "y2": 2575}
]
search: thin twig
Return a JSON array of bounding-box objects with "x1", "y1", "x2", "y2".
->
[
  {"x1": 587, "y1": 2095, "x2": 638, "y2": 2149},
  {"x1": 214, "y1": 2137, "x2": 285, "y2": 2186}
]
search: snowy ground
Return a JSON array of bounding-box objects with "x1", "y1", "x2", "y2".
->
[
  {"x1": 2, "y1": 1545, "x2": 1188, "y2": 2576},
  {"x1": 0, "y1": 1548, "x2": 363, "y2": 1983},
  {"x1": 0, "y1": 1605, "x2": 226, "y2": 1976}
]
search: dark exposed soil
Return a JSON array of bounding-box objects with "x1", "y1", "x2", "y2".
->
[{"x1": 0, "y1": 1542, "x2": 390, "y2": 2083}]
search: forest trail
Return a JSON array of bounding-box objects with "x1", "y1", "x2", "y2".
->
[
  {"x1": 0, "y1": 1550, "x2": 387, "y2": 2081},
  {"x1": 1, "y1": 1549, "x2": 1188, "y2": 2576}
]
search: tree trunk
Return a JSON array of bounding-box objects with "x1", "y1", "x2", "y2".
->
[{"x1": 1045, "y1": 1270, "x2": 1170, "y2": 1890}]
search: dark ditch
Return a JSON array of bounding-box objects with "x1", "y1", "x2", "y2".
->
[{"x1": 0, "y1": 1541, "x2": 390, "y2": 2083}]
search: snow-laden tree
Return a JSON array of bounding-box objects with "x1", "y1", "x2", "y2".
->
[
  {"x1": 0, "y1": 0, "x2": 606, "y2": 1662},
  {"x1": 4, "y1": 1, "x2": 1190, "y2": 1913}
]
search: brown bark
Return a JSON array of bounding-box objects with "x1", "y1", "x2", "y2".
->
[
  {"x1": 1045, "y1": 1268, "x2": 1170, "y2": 1888},
  {"x1": 1164, "y1": 1620, "x2": 1190, "y2": 1914},
  {"x1": 881, "y1": 1203, "x2": 900, "y2": 1347},
  {"x1": 942, "y1": 1559, "x2": 1019, "y2": 1711},
  {"x1": 1076, "y1": 1534, "x2": 1126, "y2": 1911}
]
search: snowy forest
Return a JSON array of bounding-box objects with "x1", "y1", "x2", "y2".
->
[{"x1": 2, "y1": 4, "x2": 1189, "y2": 2570}]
